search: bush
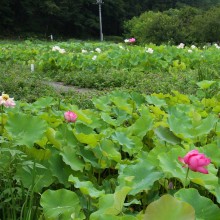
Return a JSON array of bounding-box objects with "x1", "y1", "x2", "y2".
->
[{"x1": 124, "y1": 6, "x2": 220, "y2": 45}]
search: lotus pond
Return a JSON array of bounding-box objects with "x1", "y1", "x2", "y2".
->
[{"x1": 0, "y1": 40, "x2": 220, "y2": 220}]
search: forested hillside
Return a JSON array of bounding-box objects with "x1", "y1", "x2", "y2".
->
[{"x1": 0, "y1": 0, "x2": 219, "y2": 39}]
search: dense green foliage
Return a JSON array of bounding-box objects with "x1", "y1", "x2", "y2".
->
[
  {"x1": 0, "y1": 39, "x2": 219, "y2": 219},
  {"x1": 1, "y1": 40, "x2": 219, "y2": 97},
  {"x1": 124, "y1": 6, "x2": 220, "y2": 45},
  {"x1": 0, "y1": 0, "x2": 219, "y2": 40},
  {"x1": 0, "y1": 88, "x2": 219, "y2": 219}
]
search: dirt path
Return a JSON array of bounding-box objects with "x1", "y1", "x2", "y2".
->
[{"x1": 46, "y1": 81, "x2": 95, "y2": 93}]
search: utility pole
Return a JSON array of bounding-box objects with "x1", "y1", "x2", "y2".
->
[{"x1": 96, "y1": 0, "x2": 104, "y2": 41}]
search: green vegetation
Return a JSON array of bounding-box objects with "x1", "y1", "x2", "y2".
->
[
  {"x1": 0, "y1": 40, "x2": 219, "y2": 219},
  {"x1": 0, "y1": 40, "x2": 219, "y2": 98},
  {"x1": 1, "y1": 0, "x2": 219, "y2": 41},
  {"x1": 124, "y1": 6, "x2": 220, "y2": 45},
  {"x1": 0, "y1": 89, "x2": 219, "y2": 219}
]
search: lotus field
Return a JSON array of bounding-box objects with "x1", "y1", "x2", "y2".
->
[{"x1": 0, "y1": 40, "x2": 220, "y2": 219}]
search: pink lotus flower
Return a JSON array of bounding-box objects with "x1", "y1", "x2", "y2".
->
[
  {"x1": 64, "y1": 111, "x2": 77, "y2": 123},
  {"x1": 129, "y1": 38, "x2": 136, "y2": 43},
  {"x1": 178, "y1": 150, "x2": 211, "y2": 174},
  {"x1": 0, "y1": 93, "x2": 16, "y2": 108}
]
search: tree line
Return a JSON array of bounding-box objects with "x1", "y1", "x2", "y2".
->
[{"x1": 0, "y1": 0, "x2": 219, "y2": 40}]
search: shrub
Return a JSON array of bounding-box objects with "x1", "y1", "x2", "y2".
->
[{"x1": 124, "y1": 6, "x2": 219, "y2": 45}]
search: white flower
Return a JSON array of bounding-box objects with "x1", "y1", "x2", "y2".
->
[
  {"x1": 95, "y1": 48, "x2": 101, "y2": 53},
  {"x1": 177, "y1": 43, "x2": 185, "y2": 49},
  {"x1": 124, "y1": 39, "x2": 129, "y2": 43},
  {"x1": 214, "y1": 44, "x2": 220, "y2": 49},
  {"x1": 146, "y1": 48, "x2": 154, "y2": 54},
  {"x1": 188, "y1": 49, "x2": 192, "y2": 53},
  {"x1": 119, "y1": 46, "x2": 124, "y2": 49},
  {"x1": 92, "y1": 55, "x2": 97, "y2": 60},
  {"x1": 52, "y1": 45, "x2": 61, "y2": 51},
  {"x1": 59, "y1": 49, "x2": 66, "y2": 54},
  {"x1": 81, "y1": 49, "x2": 88, "y2": 53},
  {"x1": 191, "y1": 45, "x2": 196, "y2": 49}
]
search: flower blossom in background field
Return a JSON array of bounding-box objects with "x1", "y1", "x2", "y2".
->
[
  {"x1": 191, "y1": 45, "x2": 196, "y2": 49},
  {"x1": 214, "y1": 43, "x2": 220, "y2": 49},
  {"x1": 52, "y1": 45, "x2": 66, "y2": 53},
  {"x1": 124, "y1": 38, "x2": 136, "y2": 43},
  {"x1": 178, "y1": 150, "x2": 211, "y2": 174},
  {"x1": 0, "y1": 93, "x2": 16, "y2": 108},
  {"x1": 129, "y1": 38, "x2": 136, "y2": 43},
  {"x1": 95, "y1": 48, "x2": 101, "y2": 53},
  {"x1": 59, "y1": 48, "x2": 66, "y2": 54},
  {"x1": 52, "y1": 46, "x2": 60, "y2": 51},
  {"x1": 92, "y1": 55, "x2": 97, "y2": 60},
  {"x1": 146, "y1": 48, "x2": 154, "y2": 54},
  {"x1": 188, "y1": 49, "x2": 192, "y2": 53},
  {"x1": 177, "y1": 43, "x2": 185, "y2": 49},
  {"x1": 64, "y1": 111, "x2": 77, "y2": 123},
  {"x1": 81, "y1": 49, "x2": 88, "y2": 53}
]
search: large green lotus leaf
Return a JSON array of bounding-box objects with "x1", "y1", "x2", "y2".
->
[
  {"x1": 60, "y1": 146, "x2": 85, "y2": 172},
  {"x1": 143, "y1": 194, "x2": 195, "y2": 220},
  {"x1": 193, "y1": 115, "x2": 218, "y2": 136},
  {"x1": 196, "y1": 80, "x2": 216, "y2": 89},
  {"x1": 99, "y1": 139, "x2": 121, "y2": 162},
  {"x1": 56, "y1": 124, "x2": 78, "y2": 148},
  {"x1": 79, "y1": 147, "x2": 100, "y2": 168},
  {"x1": 130, "y1": 92, "x2": 146, "y2": 107},
  {"x1": 32, "y1": 97, "x2": 56, "y2": 109},
  {"x1": 68, "y1": 175, "x2": 105, "y2": 198},
  {"x1": 175, "y1": 188, "x2": 220, "y2": 220},
  {"x1": 23, "y1": 146, "x2": 51, "y2": 161},
  {"x1": 146, "y1": 95, "x2": 167, "y2": 107},
  {"x1": 90, "y1": 186, "x2": 131, "y2": 220},
  {"x1": 92, "y1": 95, "x2": 112, "y2": 111},
  {"x1": 46, "y1": 127, "x2": 62, "y2": 150},
  {"x1": 48, "y1": 150, "x2": 73, "y2": 186},
  {"x1": 202, "y1": 144, "x2": 220, "y2": 168},
  {"x1": 5, "y1": 113, "x2": 47, "y2": 147},
  {"x1": 75, "y1": 122, "x2": 94, "y2": 134},
  {"x1": 154, "y1": 126, "x2": 181, "y2": 145},
  {"x1": 168, "y1": 107, "x2": 218, "y2": 140},
  {"x1": 158, "y1": 147, "x2": 186, "y2": 180},
  {"x1": 111, "y1": 96, "x2": 133, "y2": 114},
  {"x1": 215, "y1": 185, "x2": 220, "y2": 204},
  {"x1": 111, "y1": 131, "x2": 135, "y2": 155},
  {"x1": 118, "y1": 159, "x2": 163, "y2": 195},
  {"x1": 112, "y1": 107, "x2": 131, "y2": 124},
  {"x1": 146, "y1": 145, "x2": 168, "y2": 167},
  {"x1": 16, "y1": 162, "x2": 54, "y2": 192},
  {"x1": 74, "y1": 132, "x2": 100, "y2": 147},
  {"x1": 217, "y1": 121, "x2": 220, "y2": 134},
  {"x1": 75, "y1": 109, "x2": 93, "y2": 124},
  {"x1": 129, "y1": 136, "x2": 144, "y2": 154},
  {"x1": 40, "y1": 189, "x2": 85, "y2": 220},
  {"x1": 128, "y1": 106, "x2": 154, "y2": 138},
  {"x1": 101, "y1": 112, "x2": 121, "y2": 127},
  {"x1": 80, "y1": 110, "x2": 107, "y2": 130},
  {"x1": 90, "y1": 214, "x2": 137, "y2": 220}
]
